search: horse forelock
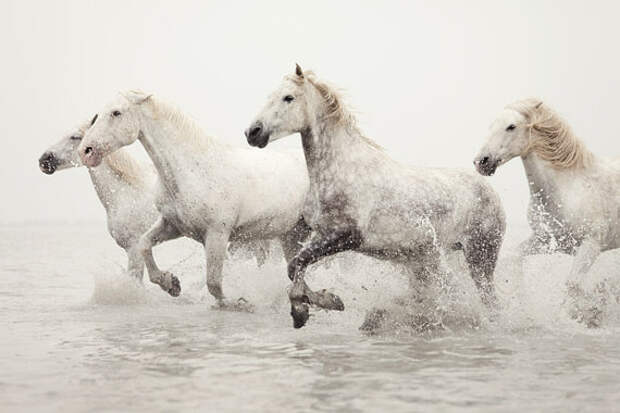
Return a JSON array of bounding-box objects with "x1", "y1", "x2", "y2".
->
[{"x1": 507, "y1": 98, "x2": 593, "y2": 169}]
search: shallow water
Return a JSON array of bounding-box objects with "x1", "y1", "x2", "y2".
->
[{"x1": 1, "y1": 223, "x2": 620, "y2": 412}]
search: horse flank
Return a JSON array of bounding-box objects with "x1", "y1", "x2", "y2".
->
[
  {"x1": 507, "y1": 98, "x2": 593, "y2": 169},
  {"x1": 289, "y1": 72, "x2": 384, "y2": 151}
]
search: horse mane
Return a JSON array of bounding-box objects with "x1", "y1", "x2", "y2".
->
[
  {"x1": 145, "y1": 95, "x2": 218, "y2": 150},
  {"x1": 507, "y1": 98, "x2": 593, "y2": 169},
  {"x1": 104, "y1": 148, "x2": 154, "y2": 187},
  {"x1": 289, "y1": 72, "x2": 383, "y2": 151}
]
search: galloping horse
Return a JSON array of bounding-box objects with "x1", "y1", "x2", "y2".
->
[
  {"x1": 474, "y1": 99, "x2": 620, "y2": 324},
  {"x1": 246, "y1": 65, "x2": 506, "y2": 328},
  {"x1": 78, "y1": 91, "x2": 312, "y2": 310},
  {"x1": 39, "y1": 115, "x2": 160, "y2": 281},
  {"x1": 39, "y1": 115, "x2": 271, "y2": 290}
]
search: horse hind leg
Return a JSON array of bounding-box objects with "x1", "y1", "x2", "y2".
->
[{"x1": 463, "y1": 222, "x2": 504, "y2": 309}]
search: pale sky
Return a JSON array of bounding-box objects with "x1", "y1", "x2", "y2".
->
[{"x1": 2, "y1": 0, "x2": 619, "y2": 230}]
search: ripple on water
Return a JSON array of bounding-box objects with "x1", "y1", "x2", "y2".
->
[{"x1": 1, "y1": 224, "x2": 620, "y2": 412}]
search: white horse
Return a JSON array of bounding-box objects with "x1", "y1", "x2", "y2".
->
[
  {"x1": 39, "y1": 116, "x2": 270, "y2": 292},
  {"x1": 39, "y1": 115, "x2": 160, "y2": 281},
  {"x1": 474, "y1": 98, "x2": 620, "y2": 324},
  {"x1": 78, "y1": 91, "x2": 312, "y2": 310},
  {"x1": 246, "y1": 65, "x2": 506, "y2": 328}
]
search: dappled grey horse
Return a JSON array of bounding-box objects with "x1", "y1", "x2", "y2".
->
[{"x1": 247, "y1": 65, "x2": 506, "y2": 328}]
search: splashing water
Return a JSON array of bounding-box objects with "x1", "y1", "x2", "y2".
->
[{"x1": 1, "y1": 223, "x2": 619, "y2": 412}]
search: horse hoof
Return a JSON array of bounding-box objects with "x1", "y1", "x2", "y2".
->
[
  {"x1": 213, "y1": 298, "x2": 255, "y2": 313},
  {"x1": 291, "y1": 302, "x2": 310, "y2": 329},
  {"x1": 163, "y1": 272, "x2": 181, "y2": 297}
]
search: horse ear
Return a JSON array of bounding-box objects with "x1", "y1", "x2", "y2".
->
[
  {"x1": 123, "y1": 90, "x2": 153, "y2": 105},
  {"x1": 295, "y1": 63, "x2": 304, "y2": 78},
  {"x1": 535, "y1": 101, "x2": 543, "y2": 109}
]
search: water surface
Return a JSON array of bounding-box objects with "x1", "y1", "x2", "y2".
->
[{"x1": 1, "y1": 224, "x2": 619, "y2": 412}]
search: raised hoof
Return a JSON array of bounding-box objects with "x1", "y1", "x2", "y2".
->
[
  {"x1": 213, "y1": 297, "x2": 255, "y2": 313},
  {"x1": 314, "y1": 289, "x2": 345, "y2": 311},
  {"x1": 291, "y1": 302, "x2": 310, "y2": 329},
  {"x1": 359, "y1": 308, "x2": 388, "y2": 332},
  {"x1": 163, "y1": 272, "x2": 181, "y2": 297}
]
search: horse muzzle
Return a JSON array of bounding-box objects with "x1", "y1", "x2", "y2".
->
[
  {"x1": 80, "y1": 145, "x2": 103, "y2": 167},
  {"x1": 38, "y1": 152, "x2": 57, "y2": 175},
  {"x1": 245, "y1": 122, "x2": 270, "y2": 148},
  {"x1": 473, "y1": 155, "x2": 499, "y2": 176}
]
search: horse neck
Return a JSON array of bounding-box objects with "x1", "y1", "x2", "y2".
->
[
  {"x1": 87, "y1": 157, "x2": 128, "y2": 211},
  {"x1": 137, "y1": 106, "x2": 220, "y2": 194},
  {"x1": 521, "y1": 152, "x2": 577, "y2": 206},
  {"x1": 300, "y1": 119, "x2": 373, "y2": 184}
]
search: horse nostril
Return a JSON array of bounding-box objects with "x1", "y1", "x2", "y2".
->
[
  {"x1": 249, "y1": 125, "x2": 262, "y2": 138},
  {"x1": 480, "y1": 156, "x2": 489, "y2": 165},
  {"x1": 84, "y1": 147, "x2": 93, "y2": 155}
]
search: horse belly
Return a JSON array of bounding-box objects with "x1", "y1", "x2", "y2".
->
[{"x1": 235, "y1": 172, "x2": 308, "y2": 238}]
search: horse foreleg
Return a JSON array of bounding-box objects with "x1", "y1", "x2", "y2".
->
[
  {"x1": 495, "y1": 235, "x2": 542, "y2": 301},
  {"x1": 126, "y1": 244, "x2": 145, "y2": 281},
  {"x1": 205, "y1": 230, "x2": 252, "y2": 312},
  {"x1": 567, "y1": 239, "x2": 601, "y2": 288},
  {"x1": 138, "y1": 217, "x2": 182, "y2": 297},
  {"x1": 279, "y1": 216, "x2": 312, "y2": 263},
  {"x1": 566, "y1": 239, "x2": 603, "y2": 326},
  {"x1": 287, "y1": 229, "x2": 361, "y2": 328}
]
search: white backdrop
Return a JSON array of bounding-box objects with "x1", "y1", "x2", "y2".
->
[{"x1": 2, "y1": 0, "x2": 619, "y2": 232}]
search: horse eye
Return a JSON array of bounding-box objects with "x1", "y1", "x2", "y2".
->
[
  {"x1": 112, "y1": 110, "x2": 122, "y2": 117},
  {"x1": 70, "y1": 135, "x2": 82, "y2": 141},
  {"x1": 283, "y1": 95, "x2": 294, "y2": 103},
  {"x1": 506, "y1": 124, "x2": 516, "y2": 131}
]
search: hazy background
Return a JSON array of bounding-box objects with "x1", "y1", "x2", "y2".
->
[{"x1": 2, "y1": 0, "x2": 619, "y2": 232}]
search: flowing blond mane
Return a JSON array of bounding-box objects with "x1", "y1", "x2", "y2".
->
[
  {"x1": 289, "y1": 72, "x2": 383, "y2": 151},
  {"x1": 105, "y1": 148, "x2": 154, "y2": 187},
  {"x1": 507, "y1": 98, "x2": 593, "y2": 169},
  {"x1": 148, "y1": 96, "x2": 217, "y2": 150}
]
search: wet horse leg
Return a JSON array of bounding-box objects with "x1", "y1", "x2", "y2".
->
[
  {"x1": 126, "y1": 244, "x2": 145, "y2": 281},
  {"x1": 287, "y1": 229, "x2": 361, "y2": 328},
  {"x1": 565, "y1": 238, "x2": 603, "y2": 326},
  {"x1": 463, "y1": 226, "x2": 503, "y2": 309},
  {"x1": 205, "y1": 229, "x2": 253, "y2": 312},
  {"x1": 360, "y1": 250, "x2": 441, "y2": 332},
  {"x1": 138, "y1": 217, "x2": 182, "y2": 296},
  {"x1": 279, "y1": 216, "x2": 312, "y2": 263}
]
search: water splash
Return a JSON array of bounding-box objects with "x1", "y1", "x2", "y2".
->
[{"x1": 88, "y1": 240, "x2": 620, "y2": 334}]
